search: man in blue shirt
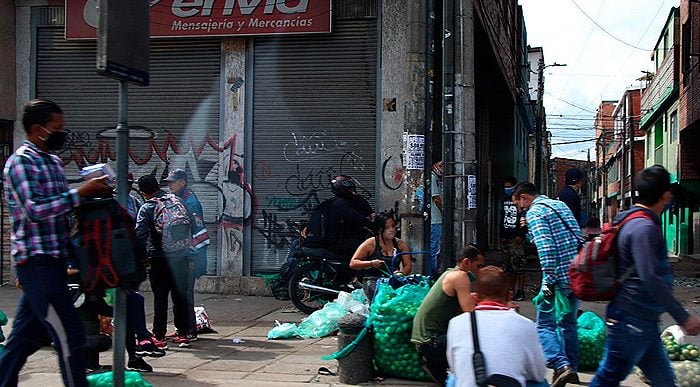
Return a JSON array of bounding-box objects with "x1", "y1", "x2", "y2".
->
[
  {"x1": 590, "y1": 165, "x2": 700, "y2": 386},
  {"x1": 513, "y1": 181, "x2": 582, "y2": 387},
  {"x1": 165, "y1": 169, "x2": 210, "y2": 340}
]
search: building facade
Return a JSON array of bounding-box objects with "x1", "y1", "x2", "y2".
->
[
  {"x1": 640, "y1": 7, "x2": 688, "y2": 255},
  {"x1": 678, "y1": 0, "x2": 700, "y2": 256},
  {"x1": 2, "y1": 0, "x2": 536, "y2": 291}
]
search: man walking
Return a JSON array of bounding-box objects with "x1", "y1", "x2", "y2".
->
[
  {"x1": 0, "y1": 99, "x2": 110, "y2": 386},
  {"x1": 136, "y1": 175, "x2": 195, "y2": 348},
  {"x1": 512, "y1": 181, "x2": 582, "y2": 387},
  {"x1": 590, "y1": 165, "x2": 700, "y2": 386},
  {"x1": 165, "y1": 168, "x2": 210, "y2": 338},
  {"x1": 500, "y1": 176, "x2": 527, "y2": 301},
  {"x1": 557, "y1": 168, "x2": 583, "y2": 226}
]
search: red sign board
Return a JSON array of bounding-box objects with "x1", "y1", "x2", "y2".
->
[{"x1": 66, "y1": 0, "x2": 332, "y2": 39}]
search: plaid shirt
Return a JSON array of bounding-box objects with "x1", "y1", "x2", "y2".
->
[
  {"x1": 3, "y1": 141, "x2": 81, "y2": 264},
  {"x1": 526, "y1": 195, "x2": 582, "y2": 287}
]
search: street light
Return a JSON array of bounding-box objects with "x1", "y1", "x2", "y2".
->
[{"x1": 534, "y1": 59, "x2": 566, "y2": 192}]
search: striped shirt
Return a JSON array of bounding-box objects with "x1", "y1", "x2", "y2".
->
[
  {"x1": 526, "y1": 195, "x2": 582, "y2": 287},
  {"x1": 3, "y1": 140, "x2": 81, "y2": 264}
]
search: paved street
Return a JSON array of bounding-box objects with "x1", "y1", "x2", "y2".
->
[{"x1": 0, "y1": 286, "x2": 697, "y2": 386}]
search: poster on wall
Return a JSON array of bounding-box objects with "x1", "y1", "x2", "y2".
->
[
  {"x1": 66, "y1": 0, "x2": 333, "y2": 39},
  {"x1": 467, "y1": 174, "x2": 477, "y2": 209},
  {"x1": 405, "y1": 134, "x2": 425, "y2": 170}
]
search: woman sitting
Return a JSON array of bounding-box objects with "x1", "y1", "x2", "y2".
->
[{"x1": 350, "y1": 212, "x2": 412, "y2": 301}]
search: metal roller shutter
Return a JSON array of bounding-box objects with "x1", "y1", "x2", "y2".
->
[
  {"x1": 34, "y1": 8, "x2": 222, "y2": 275},
  {"x1": 250, "y1": 18, "x2": 378, "y2": 273}
]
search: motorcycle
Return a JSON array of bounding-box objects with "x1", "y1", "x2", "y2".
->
[
  {"x1": 286, "y1": 248, "x2": 359, "y2": 314},
  {"x1": 287, "y1": 249, "x2": 429, "y2": 314}
]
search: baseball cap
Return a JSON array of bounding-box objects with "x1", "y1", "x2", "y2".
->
[
  {"x1": 164, "y1": 168, "x2": 188, "y2": 182},
  {"x1": 127, "y1": 172, "x2": 135, "y2": 183}
]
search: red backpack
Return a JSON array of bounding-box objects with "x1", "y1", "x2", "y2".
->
[{"x1": 568, "y1": 210, "x2": 653, "y2": 301}]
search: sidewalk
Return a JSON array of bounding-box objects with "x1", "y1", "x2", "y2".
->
[{"x1": 0, "y1": 286, "x2": 695, "y2": 386}]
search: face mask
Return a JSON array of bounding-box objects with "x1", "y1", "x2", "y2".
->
[
  {"x1": 39, "y1": 126, "x2": 66, "y2": 151},
  {"x1": 504, "y1": 187, "x2": 514, "y2": 196}
]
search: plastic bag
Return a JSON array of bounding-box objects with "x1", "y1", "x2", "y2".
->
[
  {"x1": 576, "y1": 311, "x2": 606, "y2": 371},
  {"x1": 268, "y1": 320, "x2": 298, "y2": 340},
  {"x1": 87, "y1": 371, "x2": 153, "y2": 387},
  {"x1": 195, "y1": 306, "x2": 216, "y2": 334},
  {"x1": 295, "y1": 302, "x2": 348, "y2": 338},
  {"x1": 662, "y1": 324, "x2": 689, "y2": 346},
  {"x1": 370, "y1": 277, "x2": 432, "y2": 381},
  {"x1": 532, "y1": 289, "x2": 572, "y2": 323}
]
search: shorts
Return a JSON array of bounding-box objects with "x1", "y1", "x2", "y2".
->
[{"x1": 501, "y1": 238, "x2": 526, "y2": 273}]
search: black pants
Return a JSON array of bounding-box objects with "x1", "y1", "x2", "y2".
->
[
  {"x1": 149, "y1": 255, "x2": 194, "y2": 339},
  {"x1": 415, "y1": 334, "x2": 448, "y2": 385}
]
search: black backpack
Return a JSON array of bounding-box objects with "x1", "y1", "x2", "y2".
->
[
  {"x1": 72, "y1": 198, "x2": 147, "y2": 292},
  {"x1": 303, "y1": 197, "x2": 338, "y2": 247}
]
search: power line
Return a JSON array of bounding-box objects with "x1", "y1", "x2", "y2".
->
[{"x1": 569, "y1": 0, "x2": 653, "y2": 51}]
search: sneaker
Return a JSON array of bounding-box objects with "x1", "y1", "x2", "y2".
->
[
  {"x1": 151, "y1": 335, "x2": 168, "y2": 350},
  {"x1": 514, "y1": 289, "x2": 526, "y2": 301},
  {"x1": 135, "y1": 339, "x2": 166, "y2": 358},
  {"x1": 552, "y1": 365, "x2": 576, "y2": 387},
  {"x1": 127, "y1": 357, "x2": 153, "y2": 373},
  {"x1": 173, "y1": 334, "x2": 190, "y2": 348},
  {"x1": 186, "y1": 332, "x2": 198, "y2": 342}
]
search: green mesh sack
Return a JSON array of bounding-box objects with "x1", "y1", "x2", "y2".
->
[
  {"x1": 369, "y1": 277, "x2": 432, "y2": 381},
  {"x1": 577, "y1": 311, "x2": 606, "y2": 371},
  {"x1": 87, "y1": 371, "x2": 153, "y2": 387}
]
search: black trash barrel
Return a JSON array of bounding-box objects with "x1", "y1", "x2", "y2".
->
[{"x1": 337, "y1": 313, "x2": 372, "y2": 384}]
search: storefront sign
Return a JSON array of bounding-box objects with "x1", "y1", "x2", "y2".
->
[{"x1": 66, "y1": 0, "x2": 332, "y2": 39}]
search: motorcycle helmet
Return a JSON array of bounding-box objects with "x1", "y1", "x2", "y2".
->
[{"x1": 331, "y1": 175, "x2": 357, "y2": 197}]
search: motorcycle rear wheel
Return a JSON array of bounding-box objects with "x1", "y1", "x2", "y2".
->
[{"x1": 287, "y1": 261, "x2": 340, "y2": 314}]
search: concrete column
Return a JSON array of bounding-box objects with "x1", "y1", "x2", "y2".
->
[{"x1": 451, "y1": 0, "x2": 477, "y2": 255}]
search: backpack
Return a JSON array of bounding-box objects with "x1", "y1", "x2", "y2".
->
[
  {"x1": 303, "y1": 197, "x2": 338, "y2": 247},
  {"x1": 568, "y1": 210, "x2": 653, "y2": 301},
  {"x1": 152, "y1": 194, "x2": 192, "y2": 254},
  {"x1": 73, "y1": 198, "x2": 147, "y2": 292}
]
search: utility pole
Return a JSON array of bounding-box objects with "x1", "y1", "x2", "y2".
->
[
  {"x1": 447, "y1": 0, "x2": 476, "y2": 265},
  {"x1": 534, "y1": 57, "x2": 545, "y2": 189},
  {"x1": 629, "y1": 116, "x2": 635, "y2": 203},
  {"x1": 620, "y1": 114, "x2": 627, "y2": 210},
  {"x1": 534, "y1": 59, "x2": 565, "y2": 190}
]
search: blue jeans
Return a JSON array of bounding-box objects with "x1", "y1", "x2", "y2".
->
[
  {"x1": 430, "y1": 224, "x2": 442, "y2": 275},
  {"x1": 0, "y1": 255, "x2": 88, "y2": 387},
  {"x1": 536, "y1": 289, "x2": 579, "y2": 371},
  {"x1": 590, "y1": 304, "x2": 675, "y2": 386}
]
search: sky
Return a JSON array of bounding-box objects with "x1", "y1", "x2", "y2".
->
[{"x1": 521, "y1": 0, "x2": 678, "y2": 160}]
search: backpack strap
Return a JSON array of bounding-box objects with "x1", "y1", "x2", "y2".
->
[
  {"x1": 470, "y1": 312, "x2": 488, "y2": 386},
  {"x1": 532, "y1": 202, "x2": 584, "y2": 245},
  {"x1": 613, "y1": 210, "x2": 655, "y2": 283}
]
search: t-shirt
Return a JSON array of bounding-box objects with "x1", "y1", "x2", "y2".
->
[
  {"x1": 411, "y1": 268, "x2": 463, "y2": 344},
  {"x1": 431, "y1": 172, "x2": 442, "y2": 225},
  {"x1": 446, "y1": 307, "x2": 546, "y2": 387},
  {"x1": 501, "y1": 195, "x2": 524, "y2": 239}
]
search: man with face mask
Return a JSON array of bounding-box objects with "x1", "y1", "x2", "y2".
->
[
  {"x1": 0, "y1": 99, "x2": 111, "y2": 386},
  {"x1": 512, "y1": 181, "x2": 582, "y2": 387},
  {"x1": 500, "y1": 176, "x2": 527, "y2": 301},
  {"x1": 411, "y1": 244, "x2": 484, "y2": 385},
  {"x1": 590, "y1": 165, "x2": 700, "y2": 386}
]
